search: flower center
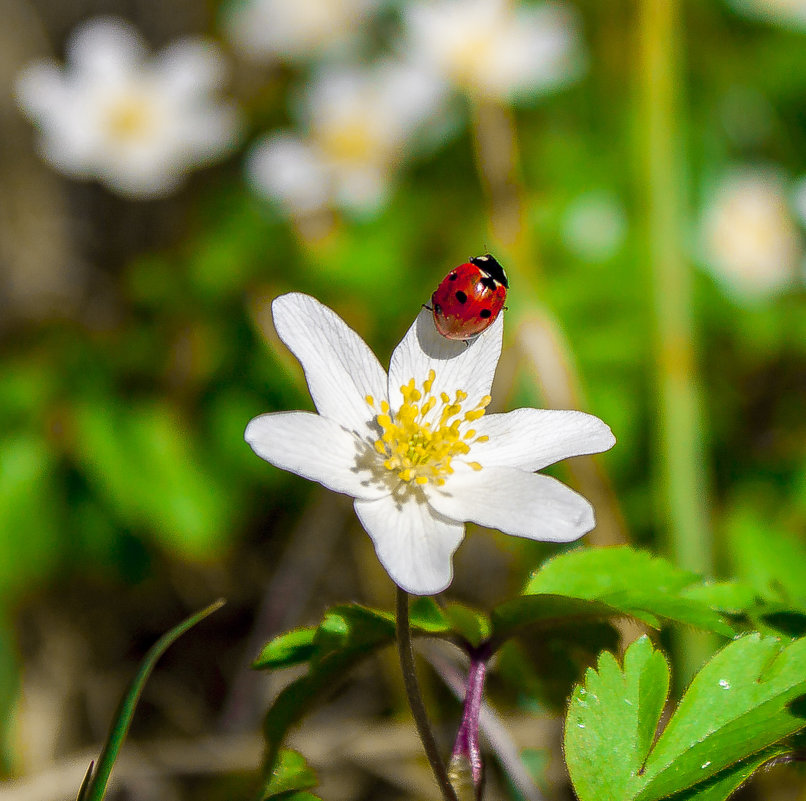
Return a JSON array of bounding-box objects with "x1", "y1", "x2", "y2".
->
[
  {"x1": 367, "y1": 370, "x2": 490, "y2": 487},
  {"x1": 319, "y1": 119, "x2": 379, "y2": 165},
  {"x1": 104, "y1": 93, "x2": 158, "y2": 143}
]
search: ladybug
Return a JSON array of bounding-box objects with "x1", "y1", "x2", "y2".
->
[{"x1": 431, "y1": 254, "x2": 509, "y2": 340}]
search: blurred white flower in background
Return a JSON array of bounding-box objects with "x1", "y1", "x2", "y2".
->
[
  {"x1": 728, "y1": 0, "x2": 806, "y2": 29},
  {"x1": 700, "y1": 168, "x2": 803, "y2": 299},
  {"x1": 247, "y1": 62, "x2": 446, "y2": 216},
  {"x1": 402, "y1": 0, "x2": 584, "y2": 102},
  {"x1": 561, "y1": 191, "x2": 627, "y2": 263},
  {"x1": 15, "y1": 17, "x2": 240, "y2": 199},
  {"x1": 223, "y1": 0, "x2": 383, "y2": 62}
]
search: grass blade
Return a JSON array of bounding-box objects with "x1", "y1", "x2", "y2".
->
[{"x1": 81, "y1": 598, "x2": 225, "y2": 801}]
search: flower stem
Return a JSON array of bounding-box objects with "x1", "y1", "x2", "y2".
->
[
  {"x1": 637, "y1": 0, "x2": 714, "y2": 682},
  {"x1": 448, "y1": 646, "x2": 490, "y2": 797},
  {"x1": 395, "y1": 588, "x2": 459, "y2": 801}
]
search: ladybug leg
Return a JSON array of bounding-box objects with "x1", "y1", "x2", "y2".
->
[{"x1": 422, "y1": 303, "x2": 433, "y2": 311}]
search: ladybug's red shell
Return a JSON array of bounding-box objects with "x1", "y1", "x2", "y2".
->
[{"x1": 431, "y1": 254, "x2": 508, "y2": 340}]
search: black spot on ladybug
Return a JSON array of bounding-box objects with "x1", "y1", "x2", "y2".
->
[
  {"x1": 455, "y1": 290, "x2": 468, "y2": 303},
  {"x1": 449, "y1": 272, "x2": 458, "y2": 281},
  {"x1": 470, "y1": 254, "x2": 509, "y2": 288},
  {"x1": 479, "y1": 308, "x2": 492, "y2": 319}
]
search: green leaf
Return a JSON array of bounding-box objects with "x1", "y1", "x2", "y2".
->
[
  {"x1": 262, "y1": 749, "x2": 318, "y2": 799},
  {"x1": 0, "y1": 433, "x2": 61, "y2": 599},
  {"x1": 71, "y1": 400, "x2": 232, "y2": 559},
  {"x1": 444, "y1": 602, "x2": 490, "y2": 647},
  {"x1": 492, "y1": 594, "x2": 624, "y2": 644},
  {"x1": 409, "y1": 596, "x2": 451, "y2": 632},
  {"x1": 680, "y1": 581, "x2": 759, "y2": 615},
  {"x1": 313, "y1": 604, "x2": 396, "y2": 660},
  {"x1": 260, "y1": 600, "x2": 453, "y2": 791},
  {"x1": 565, "y1": 636, "x2": 669, "y2": 801},
  {"x1": 565, "y1": 634, "x2": 806, "y2": 801},
  {"x1": 726, "y1": 506, "x2": 806, "y2": 608},
  {"x1": 665, "y1": 747, "x2": 785, "y2": 801},
  {"x1": 636, "y1": 634, "x2": 806, "y2": 799},
  {"x1": 81, "y1": 600, "x2": 225, "y2": 801},
  {"x1": 253, "y1": 628, "x2": 318, "y2": 670},
  {"x1": 255, "y1": 600, "x2": 451, "y2": 672},
  {"x1": 524, "y1": 547, "x2": 738, "y2": 636}
]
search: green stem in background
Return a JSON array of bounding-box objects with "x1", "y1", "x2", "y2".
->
[
  {"x1": 470, "y1": 98, "x2": 629, "y2": 552},
  {"x1": 396, "y1": 588, "x2": 459, "y2": 801},
  {"x1": 77, "y1": 599, "x2": 226, "y2": 801},
  {"x1": 469, "y1": 98, "x2": 539, "y2": 300},
  {"x1": 637, "y1": 0, "x2": 714, "y2": 682}
]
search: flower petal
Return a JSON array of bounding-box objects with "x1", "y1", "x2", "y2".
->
[
  {"x1": 354, "y1": 494, "x2": 465, "y2": 595},
  {"x1": 247, "y1": 134, "x2": 332, "y2": 215},
  {"x1": 153, "y1": 37, "x2": 229, "y2": 96},
  {"x1": 67, "y1": 17, "x2": 146, "y2": 80},
  {"x1": 272, "y1": 293, "x2": 387, "y2": 436},
  {"x1": 245, "y1": 411, "x2": 386, "y2": 500},
  {"x1": 472, "y1": 408, "x2": 615, "y2": 471},
  {"x1": 428, "y1": 467, "x2": 594, "y2": 543},
  {"x1": 388, "y1": 305, "x2": 503, "y2": 413}
]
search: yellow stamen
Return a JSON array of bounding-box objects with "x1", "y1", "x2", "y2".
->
[{"x1": 372, "y1": 371, "x2": 492, "y2": 487}]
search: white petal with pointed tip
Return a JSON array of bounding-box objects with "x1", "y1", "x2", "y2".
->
[
  {"x1": 388, "y1": 307, "x2": 503, "y2": 414},
  {"x1": 428, "y1": 467, "x2": 594, "y2": 542},
  {"x1": 472, "y1": 408, "x2": 615, "y2": 471},
  {"x1": 245, "y1": 411, "x2": 386, "y2": 501},
  {"x1": 271, "y1": 293, "x2": 388, "y2": 436},
  {"x1": 354, "y1": 494, "x2": 465, "y2": 595}
]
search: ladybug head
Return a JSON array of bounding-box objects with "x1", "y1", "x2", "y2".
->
[{"x1": 470, "y1": 254, "x2": 508, "y2": 289}]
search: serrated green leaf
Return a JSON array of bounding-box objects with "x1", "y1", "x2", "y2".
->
[
  {"x1": 636, "y1": 634, "x2": 806, "y2": 800},
  {"x1": 665, "y1": 747, "x2": 784, "y2": 801},
  {"x1": 445, "y1": 602, "x2": 490, "y2": 647},
  {"x1": 565, "y1": 635, "x2": 669, "y2": 801},
  {"x1": 525, "y1": 547, "x2": 737, "y2": 636},
  {"x1": 262, "y1": 749, "x2": 318, "y2": 799},
  {"x1": 253, "y1": 628, "x2": 318, "y2": 670},
  {"x1": 565, "y1": 634, "x2": 806, "y2": 801}
]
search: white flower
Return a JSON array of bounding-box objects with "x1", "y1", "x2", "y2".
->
[
  {"x1": 247, "y1": 62, "x2": 446, "y2": 215},
  {"x1": 15, "y1": 17, "x2": 240, "y2": 198},
  {"x1": 700, "y1": 168, "x2": 802, "y2": 299},
  {"x1": 223, "y1": 0, "x2": 382, "y2": 62},
  {"x1": 401, "y1": 0, "x2": 584, "y2": 102},
  {"x1": 245, "y1": 293, "x2": 615, "y2": 595},
  {"x1": 728, "y1": 0, "x2": 806, "y2": 30}
]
